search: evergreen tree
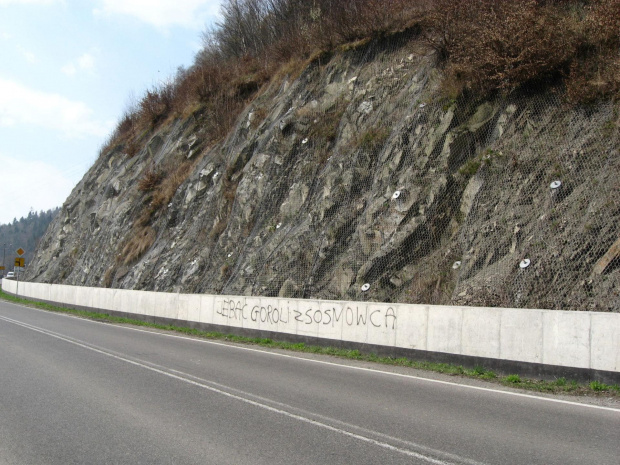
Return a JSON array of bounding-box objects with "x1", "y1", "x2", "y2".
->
[{"x1": 0, "y1": 208, "x2": 59, "y2": 274}]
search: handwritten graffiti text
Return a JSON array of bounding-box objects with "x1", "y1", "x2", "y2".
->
[{"x1": 217, "y1": 299, "x2": 396, "y2": 330}]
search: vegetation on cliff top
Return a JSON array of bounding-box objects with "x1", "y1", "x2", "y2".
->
[
  {"x1": 0, "y1": 208, "x2": 59, "y2": 266},
  {"x1": 100, "y1": 0, "x2": 619, "y2": 161}
]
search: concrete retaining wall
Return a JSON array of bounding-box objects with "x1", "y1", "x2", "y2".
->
[{"x1": 3, "y1": 279, "x2": 619, "y2": 383}]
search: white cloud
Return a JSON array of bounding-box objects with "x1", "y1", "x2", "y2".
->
[
  {"x1": 23, "y1": 51, "x2": 36, "y2": 63},
  {"x1": 62, "y1": 52, "x2": 96, "y2": 77},
  {"x1": 93, "y1": 0, "x2": 221, "y2": 30},
  {"x1": 18, "y1": 46, "x2": 36, "y2": 63},
  {"x1": 61, "y1": 63, "x2": 76, "y2": 76},
  {"x1": 78, "y1": 53, "x2": 95, "y2": 71},
  {"x1": 0, "y1": 0, "x2": 61, "y2": 5},
  {"x1": 0, "y1": 78, "x2": 112, "y2": 138},
  {"x1": 0, "y1": 152, "x2": 76, "y2": 225}
]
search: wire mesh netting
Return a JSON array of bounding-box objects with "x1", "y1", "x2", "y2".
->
[
  {"x1": 26, "y1": 9, "x2": 620, "y2": 312},
  {"x1": 195, "y1": 34, "x2": 620, "y2": 311}
]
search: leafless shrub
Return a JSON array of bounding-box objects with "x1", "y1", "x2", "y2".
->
[
  {"x1": 169, "y1": 66, "x2": 197, "y2": 116},
  {"x1": 311, "y1": 0, "x2": 427, "y2": 48},
  {"x1": 566, "y1": 0, "x2": 620, "y2": 102},
  {"x1": 98, "y1": 99, "x2": 140, "y2": 157},
  {"x1": 116, "y1": 111, "x2": 138, "y2": 137},
  {"x1": 138, "y1": 167, "x2": 164, "y2": 193},
  {"x1": 420, "y1": 0, "x2": 620, "y2": 102},
  {"x1": 102, "y1": 0, "x2": 619, "y2": 160},
  {"x1": 125, "y1": 138, "x2": 141, "y2": 158},
  {"x1": 138, "y1": 82, "x2": 174, "y2": 127},
  {"x1": 423, "y1": 0, "x2": 581, "y2": 96}
]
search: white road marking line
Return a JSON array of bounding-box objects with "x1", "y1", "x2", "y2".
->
[
  {"x1": 102, "y1": 318, "x2": 620, "y2": 413},
  {"x1": 166, "y1": 368, "x2": 487, "y2": 465},
  {"x1": 0, "y1": 314, "x2": 478, "y2": 465},
  {"x1": 3, "y1": 301, "x2": 620, "y2": 413}
]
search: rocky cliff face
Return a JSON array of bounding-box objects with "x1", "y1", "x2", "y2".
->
[{"x1": 27, "y1": 36, "x2": 620, "y2": 311}]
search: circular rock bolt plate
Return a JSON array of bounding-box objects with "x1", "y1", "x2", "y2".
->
[
  {"x1": 520, "y1": 258, "x2": 531, "y2": 269},
  {"x1": 550, "y1": 180, "x2": 562, "y2": 189},
  {"x1": 361, "y1": 283, "x2": 370, "y2": 292}
]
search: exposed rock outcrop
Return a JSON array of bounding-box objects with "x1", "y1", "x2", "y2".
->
[{"x1": 27, "y1": 37, "x2": 620, "y2": 311}]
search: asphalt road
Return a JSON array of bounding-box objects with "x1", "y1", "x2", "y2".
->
[{"x1": 0, "y1": 299, "x2": 618, "y2": 465}]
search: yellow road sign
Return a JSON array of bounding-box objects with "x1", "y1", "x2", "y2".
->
[
  {"x1": 16, "y1": 248, "x2": 25, "y2": 256},
  {"x1": 15, "y1": 257, "x2": 24, "y2": 267},
  {"x1": 0, "y1": 266, "x2": 4, "y2": 270}
]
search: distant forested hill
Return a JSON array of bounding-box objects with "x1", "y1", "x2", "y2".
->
[{"x1": 0, "y1": 208, "x2": 59, "y2": 274}]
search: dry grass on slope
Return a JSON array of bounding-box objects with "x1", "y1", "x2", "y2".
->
[
  {"x1": 423, "y1": 0, "x2": 620, "y2": 101},
  {"x1": 99, "y1": 0, "x2": 619, "y2": 162}
]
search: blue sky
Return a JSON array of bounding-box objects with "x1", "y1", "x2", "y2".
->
[{"x1": 0, "y1": 0, "x2": 222, "y2": 225}]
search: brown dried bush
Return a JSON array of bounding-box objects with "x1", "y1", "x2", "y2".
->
[
  {"x1": 101, "y1": 0, "x2": 619, "y2": 161},
  {"x1": 138, "y1": 167, "x2": 164, "y2": 193},
  {"x1": 582, "y1": 0, "x2": 620, "y2": 45},
  {"x1": 311, "y1": 0, "x2": 427, "y2": 47},
  {"x1": 116, "y1": 111, "x2": 138, "y2": 137},
  {"x1": 423, "y1": 0, "x2": 581, "y2": 96},
  {"x1": 567, "y1": 51, "x2": 620, "y2": 103},
  {"x1": 102, "y1": 265, "x2": 116, "y2": 288},
  {"x1": 168, "y1": 66, "x2": 197, "y2": 117},
  {"x1": 125, "y1": 138, "x2": 141, "y2": 158},
  {"x1": 566, "y1": 0, "x2": 620, "y2": 102},
  {"x1": 138, "y1": 82, "x2": 174, "y2": 127},
  {"x1": 151, "y1": 160, "x2": 195, "y2": 209},
  {"x1": 98, "y1": 107, "x2": 139, "y2": 157},
  {"x1": 120, "y1": 226, "x2": 156, "y2": 265},
  {"x1": 421, "y1": 0, "x2": 620, "y2": 102}
]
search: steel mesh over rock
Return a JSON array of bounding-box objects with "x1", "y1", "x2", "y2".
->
[{"x1": 26, "y1": 34, "x2": 620, "y2": 311}]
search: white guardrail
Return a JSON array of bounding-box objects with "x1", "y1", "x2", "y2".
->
[{"x1": 3, "y1": 279, "x2": 619, "y2": 380}]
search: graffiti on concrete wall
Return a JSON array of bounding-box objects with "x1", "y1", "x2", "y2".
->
[{"x1": 217, "y1": 298, "x2": 397, "y2": 330}]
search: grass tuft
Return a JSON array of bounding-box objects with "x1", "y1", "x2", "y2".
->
[
  {"x1": 589, "y1": 380, "x2": 617, "y2": 392},
  {"x1": 358, "y1": 127, "x2": 390, "y2": 153}
]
